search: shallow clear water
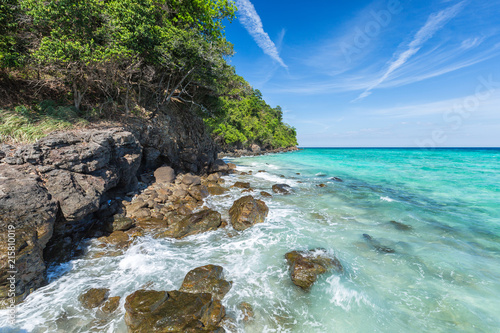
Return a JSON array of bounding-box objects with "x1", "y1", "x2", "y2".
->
[{"x1": 1, "y1": 148, "x2": 500, "y2": 332}]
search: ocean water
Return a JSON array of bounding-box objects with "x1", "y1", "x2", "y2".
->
[{"x1": 1, "y1": 148, "x2": 500, "y2": 332}]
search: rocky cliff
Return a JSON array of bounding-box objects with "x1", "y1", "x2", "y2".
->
[{"x1": 0, "y1": 107, "x2": 219, "y2": 307}]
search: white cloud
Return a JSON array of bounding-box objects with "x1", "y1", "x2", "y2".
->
[
  {"x1": 354, "y1": 1, "x2": 465, "y2": 101},
  {"x1": 461, "y1": 37, "x2": 484, "y2": 49},
  {"x1": 236, "y1": 0, "x2": 287, "y2": 68}
]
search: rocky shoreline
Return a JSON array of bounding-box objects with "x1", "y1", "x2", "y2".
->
[{"x1": 0, "y1": 124, "x2": 310, "y2": 331}]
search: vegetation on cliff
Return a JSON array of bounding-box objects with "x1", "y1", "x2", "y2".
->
[{"x1": 0, "y1": 0, "x2": 297, "y2": 148}]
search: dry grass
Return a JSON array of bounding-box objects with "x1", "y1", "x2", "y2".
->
[{"x1": 0, "y1": 102, "x2": 89, "y2": 143}]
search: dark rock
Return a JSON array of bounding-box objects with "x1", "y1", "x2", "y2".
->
[
  {"x1": 180, "y1": 265, "x2": 232, "y2": 301},
  {"x1": 317, "y1": 184, "x2": 327, "y2": 187},
  {"x1": 232, "y1": 182, "x2": 250, "y2": 189},
  {"x1": 363, "y1": 234, "x2": 395, "y2": 253},
  {"x1": 154, "y1": 166, "x2": 175, "y2": 184},
  {"x1": 330, "y1": 177, "x2": 343, "y2": 182},
  {"x1": 389, "y1": 220, "x2": 413, "y2": 231},
  {"x1": 285, "y1": 249, "x2": 343, "y2": 290},
  {"x1": 142, "y1": 147, "x2": 161, "y2": 171},
  {"x1": 0, "y1": 164, "x2": 58, "y2": 307},
  {"x1": 124, "y1": 289, "x2": 225, "y2": 332},
  {"x1": 260, "y1": 191, "x2": 272, "y2": 198},
  {"x1": 79, "y1": 288, "x2": 110, "y2": 309},
  {"x1": 210, "y1": 159, "x2": 230, "y2": 174},
  {"x1": 229, "y1": 196, "x2": 269, "y2": 231},
  {"x1": 258, "y1": 170, "x2": 266, "y2": 173},
  {"x1": 272, "y1": 184, "x2": 292, "y2": 194}
]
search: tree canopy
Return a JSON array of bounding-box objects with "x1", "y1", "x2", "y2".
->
[{"x1": 0, "y1": 0, "x2": 297, "y2": 148}]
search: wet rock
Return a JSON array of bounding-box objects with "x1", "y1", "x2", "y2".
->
[
  {"x1": 180, "y1": 265, "x2": 232, "y2": 300},
  {"x1": 210, "y1": 159, "x2": 230, "y2": 174},
  {"x1": 258, "y1": 170, "x2": 266, "y2": 173},
  {"x1": 107, "y1": 215, "x2": 135, "y2": 232},
  {"x1": 232, "y1": 181, "x2": 250, "y2": 189},
  {"x1": 227, "y1": 163, "x2": 237, "y2": 170},
  {"x1": 154, "y1": 166, "x2": 175, "y2": 184},
  {"x1": 238, "y1": 302, "x2": 254, "y2": 322},
  {"x1": 98, "y1": 231, "x2": 132, "y2": 249},
  {"x1": 125, "y1": 289, "x2": 225, "y2": 332},
  {"x1": 207, "y1": 185, "x2": 228, "y2": 195},
  {"x1": 317, "y1": 184, "x2": 327, "y2": 188},
  {"x1": 100, "y1": 296, "x2": 121, "y2": 314},
  {"x1": 0, "y1": 164, "x2": 58, "y2": 307},
  {"x1": 285, "y1": 249, "x2": 343, "y2": 290},
  {"x1": 241, "y1": 188, "x2": 254, "y2": 193},
  {"x1": 182, "y1": 174, "x2": 202, "y2": 186},
  {"x1": 188, "y1": 185, "x2": 209, "y2": 201},
  {"x1": 260, "y1": 191, "x2": 272, "y2": 198},
  {"x1": 160, "y1": 209, "x2": 222, "y2": 239},
  {"x1": 229, "y1": 196, "x2": 269, "y2": 231},
  {"x1": 79, "y1": 288, "x2": 110, "y2": 309},
  {"x1": 389, "y1": 220, "x2": 413, "y2": 231},
  {"x1": 272, "y1": 184, "x2": 292, "y2": 194},
  {"x1": 363, "y1": 234, "x2": 395, "y2": 253},
  {"x1": 330, "y1": 177, "x2": 343, "y2": 182}
]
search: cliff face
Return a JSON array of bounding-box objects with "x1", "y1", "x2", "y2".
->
[{"x1": 0, "y1": 107, "x2": 219, "y2": 307}]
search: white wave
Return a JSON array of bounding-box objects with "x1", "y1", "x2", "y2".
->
[{"x1": 380, "y1": 196, "x2": 395, "y2": 202}]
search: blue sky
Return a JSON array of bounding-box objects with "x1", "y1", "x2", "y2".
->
[{"x1": 223, "y1": 0, "x2": 500, "y2": 147}]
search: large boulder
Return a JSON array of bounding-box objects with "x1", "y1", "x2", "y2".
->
[
  {"x1": 285, "y1": 249, "x2": 343, "y2": 290},
  {"x1": 154, "y1": 166, "x2": 175, "y2": 184},
  {"x1": 180, "y1": 265, "x2": 232, "y2": 301},
  {"x1": 229, "y1": 196, "x2": 269, "y2": 231},
  {"x1": 124, "y1": 290, "x2": 225, "y2": 332},
  {"x1": 0, "y1": 164, "x2": 58, "y2": 307},
  {"x1": 160, "y1": 209, "x2": 222, "y2": 239}
]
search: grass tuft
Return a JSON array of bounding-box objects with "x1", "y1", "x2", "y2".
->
[{"x1": 0, "y1": 101, "x2": 88, "y2": 143}]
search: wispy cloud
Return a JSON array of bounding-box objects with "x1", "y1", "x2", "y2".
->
[
  {"x1": 236, "y1": 0, "x2": 287, "y2": 68},
  {"x1": 353, "y1": 1, "x2": 465, "y2": 101}
]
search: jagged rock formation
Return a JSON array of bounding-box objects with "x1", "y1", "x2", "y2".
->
[{"x1": 0, "y1": 110, "x2": 220, "y2": 307}]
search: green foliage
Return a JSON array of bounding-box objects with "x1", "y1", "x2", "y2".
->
[
  {"x1": 205, "y1": 74, "x2": 297, "y2": 149},
  {"x1": 0, "y1": 0, "x2": 297, "y2": 147},
  {"x1": 0, "y1": 102, "x2": 88, "y2": 143}
]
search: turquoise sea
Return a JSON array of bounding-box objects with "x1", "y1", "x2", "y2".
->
[{"x1": 1, "y1": 148, "x2": 500, "y2": 332}]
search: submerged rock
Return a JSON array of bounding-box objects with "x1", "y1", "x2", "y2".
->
[
  {"x1": 238, "y1": 302, "x2": 254, "y2": 322},
  {"x1": 389, "y1": 220, "x2": 413, "y2": 231},
  {"x1": 260, "y1": 191, "x2": 272, "y2": 198},
  {"x1": 99, "y1": 296, "x2": 121, "y2": 314},
  {"x1": 272, "y1": 184, "x2": 293, "y2": 194},
  {"x1": 363, "y1": 234, "x2": 395, "y2": 253},
  {"x1": 285, "y1": 249, "x2": 343, "y2": 290},
  {"x1": 180, "y1": 265, "x2": 232, "y2": 300},
  {"x1": 330, "y1": 177, "x2": 343, "y2": 182},
  {"x1": 317, "y1": 184, "x2": 327, "y2": 188},
  {"x1": 124, "y1": 290, "x2": 225, "y2": 332},
  {"x1": 229, "y1": 195, "x2": 269, "y2": 231},
  {"x1": 232, "y1": 181, "x2": 251, "y2": 189},
  {"x1": 79, "y1": 288, "x2": 110, "y2": 309}
]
